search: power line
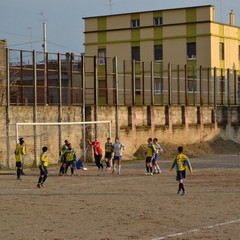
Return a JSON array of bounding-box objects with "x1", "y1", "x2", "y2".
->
[
  {"x1": 46, "y1": 40, "x2": 82, "y2": 53},
  {"x1": 9, "y1": 40, "x2": 41, "y2": 47}
]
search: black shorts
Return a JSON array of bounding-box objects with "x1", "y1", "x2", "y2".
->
[
  {"x1": 60, "y1": 156, "x2": 66, "y2": 163},
  {"x1": 145, "y1": 157, "x2": 152, "y2": 163},
  {"x1": 66, "y1": 160, "x2": 74, "y2": 167},
  {"x1": 39, "y1": 165, "x2": 48, "y2": 176},
  {"x1": 176, "y1": 170, "x2": 186, "y2": 181},
  {"x1": 105, "y1": 152, "x2": 112, "y2": 160},
  {"x1": 16, "y1": 162, "x2": 22, "y2": 168}
]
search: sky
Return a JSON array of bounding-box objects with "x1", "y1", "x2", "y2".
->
[{"x1": 0, "y1": 0, "x2": 239, "y2": 55}]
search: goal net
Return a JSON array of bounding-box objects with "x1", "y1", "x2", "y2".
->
[{"x1": 15, "y1": 121, "x2": 111, "y2": 166}]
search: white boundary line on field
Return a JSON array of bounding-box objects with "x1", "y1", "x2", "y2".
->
[{"x1": 151, "y1": 219, "x2": 240, "y2": 240}]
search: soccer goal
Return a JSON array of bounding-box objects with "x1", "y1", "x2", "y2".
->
[{"x1": 15, "y1": 120, "x2": 111, "y2": 166}]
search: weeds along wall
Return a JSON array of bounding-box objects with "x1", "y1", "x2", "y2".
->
[{"x1": 1, "y1": 105, "x2": 240, "y2": 168}]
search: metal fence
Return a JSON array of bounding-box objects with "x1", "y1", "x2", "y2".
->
[{"x1": 7, "y1": 49, "x2": 240, "y2": 107}]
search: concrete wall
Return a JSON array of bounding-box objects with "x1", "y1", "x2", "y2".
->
[{"x1": 1, "y1": 104, "x2": 240, "y2": 168}]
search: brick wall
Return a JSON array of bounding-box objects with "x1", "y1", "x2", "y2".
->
[{"x1": 2, "y1": 105, "x2": 239, "y2": 168}]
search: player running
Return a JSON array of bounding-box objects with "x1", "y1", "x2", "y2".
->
[{"x1": 170, "y1": 146, "x2": 193, "y2": 195}]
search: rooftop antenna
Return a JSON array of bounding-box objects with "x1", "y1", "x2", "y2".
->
[
  {"x1": 109, "y1": 0, "x2": 113, "y2": 15},
  {"x1": 216, "y1": 0, "x2": 223, "y2": 22}
]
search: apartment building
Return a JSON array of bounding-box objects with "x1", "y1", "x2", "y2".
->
[
  {"x1": 83, "y1": 5, "x2": 240, "y2": 106},
  {"x1": 83, "y1": 5, "x2": 240, "y2": 69}
]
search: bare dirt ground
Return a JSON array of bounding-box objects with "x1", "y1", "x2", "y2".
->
[{"x1": 0, "y1": 139, "x2": 240, "y2": 240}]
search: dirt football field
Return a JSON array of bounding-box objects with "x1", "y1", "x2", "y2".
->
[{"x1": 0, "y1": 154, "x2": 240, "y2": 240}]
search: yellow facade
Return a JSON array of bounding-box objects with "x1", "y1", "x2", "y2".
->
[{"x1": 83, "y1": 5, "x2": 240, "y2": 70}]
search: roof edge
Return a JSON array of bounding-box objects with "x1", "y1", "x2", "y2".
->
[{"x1": 82, "y1": 5, "x2": 214, "y2": 19}]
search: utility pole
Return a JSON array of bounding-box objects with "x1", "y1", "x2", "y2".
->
[{"x1": 40, "y1": 12, "x2": 47, "y2": 53}]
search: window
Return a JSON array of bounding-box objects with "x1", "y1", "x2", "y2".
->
[
  {"x1": 98, "y1": 48, "x2": 106, "y2": 65},
  {"x1": 187, "y1": 76, "x2": 197, "y2": 92},
  {"x1": 187, "y1": 43, "x2": 196, "y2": 59},
  {"x1": 153, "y1": 17, "x2": 163, "y2": 26},
  {"x1": 154, "y1": 45, "x2": 163, "y2": 61},
  {"x1": 131, "y1": 19, "x2": 140, "y2": 28},
  {"x1": 154, "y1": 78, "x2": 163, "y2": 95},
  {"x1": 219, "y1": 42, "x2": 224, "y2": 60},
  {"x1": 131, "y1": 46, "x2": 140, "y2": 61}
]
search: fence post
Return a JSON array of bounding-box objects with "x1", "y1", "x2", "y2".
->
[
  {"x1": 58, "y1": 53, "x2": 63, "y2": 156},
  {"x1": 33, "y1": 50, "x2": 38, "y2": 167},
  {"x1": 184, "y1": 64, "x2": 188, "y2": 106},
  {"x1": 214, "y1": 67, "x2": 217, "y2": 109},
  {"x1": 168, "y1": 63, "x2": 172, "y2": 106},
  {"x1": 123, "y1": 60, "x2": 126, "y2": 105},
  {"x1": 142, "y1": 61, "x2": 145, "y2": 105},
  {"x1": 114, "y1": 57, "x2": 119, "y2": 138},
  {"x1": 131, "y1": 60, "x2": 136, "y2": 106},
  {"x1": 192, "y1": 65, "x2": 195, "y2": 106},
  {"x1": 177, "y1": 65, "x2": 180, "y2": 105},
  {"x1": 20, "y1": 50, "x2": 24, "y2": 104},
  {"x1": 200, "y1": 65, "x2": 203, "y2": 106},
  {"x1": 151, "y1": 61, "x2": 154, "y2": 106},
  {"x1": 227, "y1": 68, "x2": 230, "y2": 107},
  {"x1": 81, "y1": 54, "x2": 86, "y2": 150},
  {"x1": 234, "y1": 69, "x2": 237, "y2": 105},
  {"x1": 6, "y1": 48, "x2": 11, "y2": 168},
  {"x1": 207, "y1": 68, "x2": 210, "y2": 105},
  {"x1": 94, "y1": 56, "x2": 98, "y2": 138}
]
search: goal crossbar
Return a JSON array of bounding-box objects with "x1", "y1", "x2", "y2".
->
[{"x1": 15, "y1": 120, "x2": 112, "y2": 144}]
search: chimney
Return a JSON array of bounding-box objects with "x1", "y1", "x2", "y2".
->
[{"x1": 229, "y1": 10, "x2": 235, "y2": 25}]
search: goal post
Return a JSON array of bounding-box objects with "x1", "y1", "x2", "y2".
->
[{"x1": 15, "y1": 120, "x2": 112, "y2": 166}]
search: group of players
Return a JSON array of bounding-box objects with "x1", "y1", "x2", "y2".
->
[
  {"x1": 15, "y1": 138, "x2": 49, "y2": 188},
  {"x1": 14, "y1": 136, "x2": 193, "y2": 195},
  {"x1": 57, "y1": 137, "x2": 126, "y2": 176}
]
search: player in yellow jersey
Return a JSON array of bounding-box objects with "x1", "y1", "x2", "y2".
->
[
  {"x1": 59, "y1": 139, "x2": 69, "y2": 175},
  {"x1": 145, "y1": 138, "x2": 156, "y2": 175},
  {"x1": 170, "y1": 146, "x2": 193, "y2": 195},
  {"x1": 15, "y1": 138, "x2": 26, "y2": 180},
  {"x1": 37, "y1": 146, "x2": 49, "y2": 188},
  {"x1": 104, "y1": 137, "x2": 113, "y2": 170},
  {"x1": 63, "y1": 143, "x2": 77, "y2": 176}
]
